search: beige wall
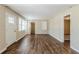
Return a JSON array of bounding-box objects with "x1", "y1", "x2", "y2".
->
[{"x1": 0, "y1": 6, "x2": 6, "y2": 53}]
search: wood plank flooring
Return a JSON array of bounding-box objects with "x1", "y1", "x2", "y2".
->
[{"x1": 2, "y1": 34, "x2": 77, "y2": 54}]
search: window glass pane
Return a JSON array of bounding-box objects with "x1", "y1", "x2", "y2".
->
[
  {"x1": 22, "y1": 20, "x2": 26, "y2": 31},
  {"x1": 8, "y1": 16, "x2": 14, "y2": 24},
  {"x1": 25, "y1": 21, "x2": 27, "y2": 31},
  {"x1": 18, "y1": 18, "x2": 22, "y2": 31},
  {"x1": 22, "y1": 25, "x2": 25, "y2": 31},
  {"x1": 19, "y1": 18, "x2": 22, "y2": 24},
  {"x1": 41, "y1": 21, "x2": 47, "y2": 31},
  {"x1": 22, "y1": 20, "x2": 25, "y2": 25},
  {"x1": 18, "y1": 18, "x2": 27, "y2": 32},
  {"x1": 19, "y1": 24, "x2": 22, "y2": 31}
]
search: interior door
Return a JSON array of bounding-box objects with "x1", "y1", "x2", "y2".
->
[
  {"x1": 64, "y1": 20, "x2": 70, "y2": 35},
  {"x1": 6, "y1": 13, "x2": 17, "y2": 47},
  {"x1": 31, "y1": 22, "x2": 35, "y2": 34},
  {"x1": 64, "y1": 15, "x2": 70, "y2": 48}
]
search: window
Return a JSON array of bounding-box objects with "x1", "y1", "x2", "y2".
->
[
  {"x1": 18, "y1": 17, "x2": 27, "y2": 32},
  {"x1": 8, "y1": 16, "x2": 14, "y2": 24},
  {"x1": 22, "y1": 20, "x2": 27, "y2": 31},
  {"x1": 19, "y1": 18, "x2": 22, "y2": 31},
  {"x1": 41, "y1": 21, "x2": 47, "y2": 31}
]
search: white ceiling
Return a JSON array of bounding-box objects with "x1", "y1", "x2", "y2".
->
[{"x1": 6, "y1": 4, "x2": 74, "y2": 20}]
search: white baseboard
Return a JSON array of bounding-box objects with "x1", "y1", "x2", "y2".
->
[
  {"x1": 71, "y1": 46, "x2": 79, "y2": 53},
  {"x1": 16, "y1": 34, "x2": 26, "y2": 42},
  {"x1": 49, "y1": 33, "x2": 64, "y2": 43},
  {"x1": 7, "y1": 34, "x2": 26, "y2": 47},
  {"x1": 0, "y1": 47, "x2": 7, "y2": 54},
  {"x1": 0, "y1": 34, "x2": 27, "y2": 54},
  {"x1": 0, "y1": 37, "x2": 24, "y2": 53},
  {"x1": 16, "y1": 37, "x2": 23, "y2": 42},
  {"x1": 6, "y1": 40, "x2": 15, "y2": 48}
]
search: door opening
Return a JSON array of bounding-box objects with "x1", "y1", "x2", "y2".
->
[
  {"x1": 31, "y1": 22, "x2": 35, "y2": 35},
  {"x1": 64, "y1": 15, "x2": 70, "y2": 48}
]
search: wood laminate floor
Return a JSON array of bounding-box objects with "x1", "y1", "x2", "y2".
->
[{"x1": 3, "y1": 34, "x2": 77, "y2": 54}]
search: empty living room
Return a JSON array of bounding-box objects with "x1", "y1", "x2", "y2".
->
[
  {"x1": 0, "y1": 4, "x2": 79, "y2": 54},
  {"x1": 1, "y1": 0, "x2": 79, "y2": 59}
]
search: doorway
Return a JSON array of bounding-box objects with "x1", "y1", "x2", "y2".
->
[
  {"x1": 31, "y1": 22, "x2": 35, "y2": 35},
  {"x1": 64, "y1": 15, "x2": 70, "y2": 48},
  {"x1": 6, "y1": 14, "x2": 17, "y2": 47}
]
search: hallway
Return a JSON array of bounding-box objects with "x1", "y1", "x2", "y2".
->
[{"x1": 3, "y1": 34, "x2": 75, "y2": 54}]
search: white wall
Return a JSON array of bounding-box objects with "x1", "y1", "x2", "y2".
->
[
  {"x1": 70, "y1": 6, "x2": 79, "y2": 52},
  {"x1": 48, "y1": 5, "x2": 79, "y2": 52},
  {"x1": 48, "y1": 12, "x2": 64, "y2": 42}
]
